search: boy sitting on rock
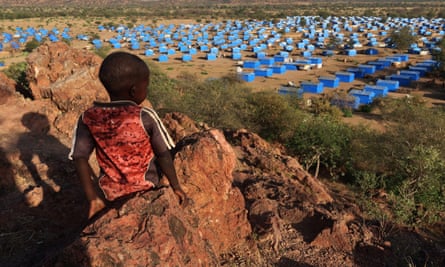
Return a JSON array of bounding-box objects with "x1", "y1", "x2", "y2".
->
[{"x1": 69, "y1": 51, "x2": 187, "y2": 218}]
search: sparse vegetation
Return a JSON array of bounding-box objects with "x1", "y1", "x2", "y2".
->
[
  {"x1": 432, "y1": 36, "x2": 445, "y2": 78},
  {"x1": 0, "y1": 1, "x2": 443, "y2": 22},
  {"x1": 94, "y1": 45, "x2": 111, "y2": 58},
  {"x1": 2, "y1": 61, "x2": 28, "y2": 90},
  {"x1": 24, "y1": 38, "x2": 40, "y2": 52},
  {"x1": 148, "y1": 71, "x2": 445, "y2": 228},
  {"x1": 388, "y1": 26, "x2": 418, "y2": 52}
]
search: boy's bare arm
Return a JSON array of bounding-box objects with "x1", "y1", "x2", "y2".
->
[
  {"x1": 73, "y1": 157, "x2": 106, "y2": 218},
  {"x1": 156, "y1": 150, "x2": 188, "y2": 206}
]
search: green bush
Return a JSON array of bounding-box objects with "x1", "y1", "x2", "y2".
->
[
  {"x1": 148, "y1": 68, "x2": 251, "y2": 130},
  {"x1": 147, "y1": 68, "x2": 303, "y2": 136},
  {"x1": 352, "y1": 98, "x2": 445, "y2": 226},
  {"x1": 94, "y1": 46, "x2": 111, "y2": 59},
  {"x1": 286, "y1": 114, "x2": 353, "y2": 178},
  {"x1": 386, "y1": 145, "x2": 445, "y2": 225},
  {"x1": 342, "y1": 108, "x2": 353, "y2": 117},
  {"x1": 177, "y1": 73, "x2": 252, "y2": 129},
  {"x1": 24, "y1": 38, "x2": 41, "y2": 53},
  {"x1": 146, "y1": 62, "x2": 179, "y2": 115},
  {"x1": 389, "y1": 26, "x2": 418, "y2": 52},
  {"x1": 247, "y1": 91, "x2": 304, "y2": 142},
  {"x1": 2, "y1": 62, "x2": 31, "y2": 98}
]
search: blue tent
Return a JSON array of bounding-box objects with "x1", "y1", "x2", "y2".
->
[{"x1": 91, "y1": 39, "x2": 102, "y2": 49}]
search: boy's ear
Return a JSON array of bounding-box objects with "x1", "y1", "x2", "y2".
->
[{"x1": 129, "y1": 85, "x2": 136, "y2": 97}]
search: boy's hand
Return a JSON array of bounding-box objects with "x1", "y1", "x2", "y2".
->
[
  {"x1": 173, "y1": 188, "x2": 189, "y2": 207},
  {"x1": 88, "y1": 197, "x2": 106, "y2": 219}
]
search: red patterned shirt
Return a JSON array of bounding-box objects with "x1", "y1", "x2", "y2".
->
[{"x1": 69, "y1": 101, "x2": 175, "y2": 201}]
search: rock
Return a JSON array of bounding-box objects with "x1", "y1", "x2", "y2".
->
[
  {"x1": 226, "y1": 129, "x2": 360, "y2": 264},
  {"x1": 228, "y1": 129, "x2": 333, "y2": 205},
  {"x1": 0, "y1": 72, "x2": 17, "y2": 105},
  {"x1": 24, "y1": 185, "x2": 44, "y2": 207},
  {"x1": 174, "y1": 129, "x2": 253, "y2": 254},
  {"x1": 162, "y1": 112, "x2": 203, "y2": 143},
  {"x1": 25, "y1": 42, "x2": 109, "y2": 137},
  {"x1": 26, "y1": 42, "x2": 106, "y2": 100},
  {"x1": 50, "y1": 68, "x2": 104, "y2": 112},
  {"x1": 26, "y1": 41, "x2": 108, "y2": 106},
  {"x1": 310, "y1": 213, "x2": 356, "y2": 251},
  {"x1": 52, "y1": 127, "x2": 259, "y2": 266}
]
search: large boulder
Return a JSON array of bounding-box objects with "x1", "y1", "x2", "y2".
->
[
  {"x1": 26, "y1": 41, "x2": 107, "y2": 103},
  {"x1": 26, "y1": 42, "x2": 109, "y2": 137},
  {"x1": 50, "y1": 127, "x2": 259, "y2": 266}
]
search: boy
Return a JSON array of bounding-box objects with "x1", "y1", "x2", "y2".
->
[{"x1": 69, "y1": 51, "x2": 187, "y2": 218}]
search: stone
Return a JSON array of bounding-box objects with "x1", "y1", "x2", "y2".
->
[{"x1": 0, "y1": 72, "x2": 16, "y2": 105}]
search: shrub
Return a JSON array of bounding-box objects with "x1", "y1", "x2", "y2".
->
[
  {"x1": 247, "y1": 91, "x2": 304, "y2": 142},
  {"x1": 2, "y1": 62, "x2": 31, "y2": 98},
  {"x1": 286, "y1": 114, "x2": 353, "y2": 178},
  {"x1": 146, "y1": 62, "x2": 179, "y2": 115},
  {"x1": 342, "y1": 108, "x2": 353, "y2": 117},
  {"x1": 358, "y1": 104, "x2": 372, "y2": 113},
  {"x1": 24, "y1": 38, "x2": 40, "y2": 52},
  {"x1": 177, "y1": 73, "x2": 252, "y2": 129},
  {"x1": 388, "y1": 26, "x2": 417, "y2": 52},
  {"x1": 94, "y1": 46, "x2": 111, "y2": 59},
  {"x1": 351, "y1": 98, "x2": 445, "y2": 226},
  {"x1": 304, "y1": 95, "x2": 344, "y2": 119},
  {"x1": 388, "y1": 145, "x2": 445, "y2": 225}
]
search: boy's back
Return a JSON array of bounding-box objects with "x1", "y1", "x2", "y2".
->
[{"x1": 69, "y1": 51, "x2": 187, "y2": 218}]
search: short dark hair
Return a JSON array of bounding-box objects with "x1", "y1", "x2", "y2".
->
[{"x1": 99, "y1": 51, "x2": 149, "y2": 97}]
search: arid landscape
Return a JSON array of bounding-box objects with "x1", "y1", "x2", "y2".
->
[{"x1": 1, "y1": 1, "x2": 445, "y2": 267}]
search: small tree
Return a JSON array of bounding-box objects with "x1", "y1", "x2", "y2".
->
[
  {"x1": 327, "y1": 35, "x2": 343, "y2": 50},
  {"x1": 24, "y1": 38, "x2": 40, "y2": 52},
  {"x1": 286, "y1": 114, "x2": 353, "y2": 179},
  {"x1": 389, "y1": 26, "x2": 417, "y2": 52},
  {"x1": 2, "y1": 62, "x2": 32, "y2": 98},
  {"x1": 247, "y1": 91, "x2": 303, "y2": 142},
  {"x1": 431, "y1": 37, "x2": 445, "y2": 78}
]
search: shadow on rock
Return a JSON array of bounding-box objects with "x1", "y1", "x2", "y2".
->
[{"x1": 278, "y1": 257, "x2": 315, "y2": 267}]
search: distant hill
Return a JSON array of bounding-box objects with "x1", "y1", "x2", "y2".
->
[
  {"x1": 0, "y1": 0, "x2": 351, "y2": 7},
  {"x1": 0, "y1": 0, "x2": 435, "y2": 7},
  {"x1": 0, "y1": 0, "x2": 162, "y2": 7}
]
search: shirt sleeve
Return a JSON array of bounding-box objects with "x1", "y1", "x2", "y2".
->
[
  {"x1": 141, "y1": 108, "x2": 175, "y2": 155},
  {"x1": 68, "y1": 114, "x2": 95, "y2": 160}
]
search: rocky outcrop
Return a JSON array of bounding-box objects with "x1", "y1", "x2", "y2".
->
[
  {"x1": 26, "y1": 42, "x2": 108, "y2": 136},
  {"x1": 0, "y1": 72, "x2": 17, "y2": 105},
  {"x1": 26, "y1": 41, "x2": 106, "y2": 102},
  {"x1": 225, "y1": 129, "x2": 367, "y2": 265},
  {"x1": 50, "y1": 126, "x2": 259, "y2": 267}
]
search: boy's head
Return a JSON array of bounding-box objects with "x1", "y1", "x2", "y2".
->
[{"x1": 99, "y1": 51, "x2": 149, "y2": 104}]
